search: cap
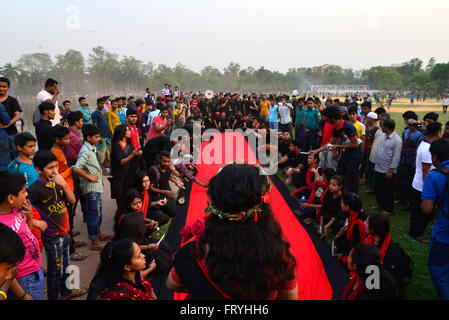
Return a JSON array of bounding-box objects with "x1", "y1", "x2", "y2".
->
[
  {"x1": 367, "y1": 112, "x2": 378, "y2": 120},
  {"x1": 338, "y1": 106, "x2": 348, "y2": 112}
]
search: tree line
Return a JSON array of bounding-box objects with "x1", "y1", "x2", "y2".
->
[{"x1": 1, "y1": 46, "x2": 448, "y2": 97}]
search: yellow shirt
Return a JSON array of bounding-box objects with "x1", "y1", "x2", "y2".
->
[
  {"x1": 259, "y1": 100, "x2": 270, "y2": 116},
  {"x1": 106, "y1": 109, "x2": 122, "y2": 136},
  {"x1": 353, "y1": 121, "x2": 366, "y2": 139}
]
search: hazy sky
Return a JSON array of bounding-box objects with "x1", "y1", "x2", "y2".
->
[{"x1": 2, "y1": 0, "x2": 449, "y2": 73}]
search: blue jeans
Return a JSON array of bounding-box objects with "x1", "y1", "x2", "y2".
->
[
  {"x1": 429, "y1": 237, "x2": 449, "y2": 299},
  {"x1": 0, "y1": 137, "x2": 10, "y2": 171},
  {"x1": 270, "y1": 122, "x2": 278, "y2": 130},
  {"x1": 42, "y1": 235, "x2": 72, "y2": 300},
  {"x1": 16, "y1": 269, "x2": 45, "y2": 300},
  {"x1": 84, "y1": 192, "x2": 103, "y2": 241}
]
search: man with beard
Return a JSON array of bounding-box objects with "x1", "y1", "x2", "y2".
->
[{"x1": 149, "y1": 151, "x2": 183, "y2": 218}]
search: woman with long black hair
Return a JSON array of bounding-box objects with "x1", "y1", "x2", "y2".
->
[
  {"x1": 166, "y1": 163, "x2": 298, "y2": 300},
  {"x1": 109, "y1": 124, "x2": 142, "y2": 208},
  {"x1": 342, "y1": 243, "x2": 398, "y2": 300}
]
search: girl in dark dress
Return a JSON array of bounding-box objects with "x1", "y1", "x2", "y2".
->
[
  {"x1": 342, "y1": 243, "x2": 399, "y2": 300},
  {"x1": 166, "y1": 163, "x2": 298, "y2": 300}
]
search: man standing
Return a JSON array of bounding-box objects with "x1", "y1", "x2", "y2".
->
[
  {"x1": 279, "y1": 96, "x2": 293, "y2": 137},
  {"x1": 259, "y1": 95, "x2": 270, "y2": 125},
  {"x1": 106, "y1": 99, "x2": 122, "y2": 136},
  {"x1": 35, "y1": 102, "x2": 56, "y2": 151},
  {"x1": 0, "y1": 77, "x2": 22, "y2": 161},
  {"x1": 373, "y1": 119, "x2": 402, "y2": 215},
  {"x1": 421, "y1": 138, "x2": 449, "y2": 299},
  {"x1": 78, "y1": 97, "x2": 92, "y2": 125},
  {"x1": 443, "y1": 96, "x2": 449, "y2": 114},
  {"x1": 92, "y1": 98, "x2": 111, "y2": 173},
  {"x1": 303, "y1": 98, "x2": 321, "y2": 151},
  {"x1": 35, "y1": 78, "x2": 60, "y2": 126},
  {"x1": 409, "y1": 122, "x2": 442, "y2": 242},
  {"x1": 294, "y1": 98, "x2": 306, "y2": 144}
]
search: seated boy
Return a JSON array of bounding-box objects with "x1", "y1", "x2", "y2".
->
[{"x1": 28, "y1": 150, "x2": 86, "y2": 300}]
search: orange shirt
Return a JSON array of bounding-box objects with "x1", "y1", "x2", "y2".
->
[{"x1": 51, "y1": 147, "x2": 74, "y2": 192}]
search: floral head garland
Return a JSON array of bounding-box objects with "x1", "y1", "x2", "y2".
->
[{"x1": 204, "y1": 162, "x2": 271, "y2": 223}]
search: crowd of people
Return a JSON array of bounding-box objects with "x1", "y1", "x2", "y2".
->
[{"x1": 0, "y1": 76, "x2": 448, "y2": 301}]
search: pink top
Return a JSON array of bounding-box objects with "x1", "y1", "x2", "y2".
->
[
  {"x1": 0, "y1": 209, "x2": 42, "y2": 279},
  {"x1": 146, "y1": 116, "x2": 167, "y2": 143}
]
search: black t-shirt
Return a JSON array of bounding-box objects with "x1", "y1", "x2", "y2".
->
[
  {"x1": 321, "y1": 192, "x2": 343, "y2": 218},
  {"x1": 1, "y1": 96, "x2": 21, "y2": 135},
  {"x1": 332, "y1": 120, "x2": 361, "y2": 156},
  {"x1": 35, "y1": 119, "x2": 54, "y2": 150},
  {"x1": 149, "y1": 165, "x2": 171, "y2": 194},
  {"x1": 287, "y1": 152, "x2": 307, "y2": 169},
  {"x1": 279, "y1": 140, "x2": 291, "y2": 157}
]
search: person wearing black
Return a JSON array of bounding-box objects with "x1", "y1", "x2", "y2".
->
[
  {"x1": 278, "y1": 130, "x2": 292, "y2": 162},
  {"x1": 0, "y1": 77, "x2": 22, "y2": 160},
  {"x1": 365, "y1": 213, "x2": 410, "y2": 299},
  {"x1": 110, "y1": 124, "x2": 142, "y2": 209},
  {"x1": 148, "y1": 151, "x2": 178, "y2": 218},
  {"x1": 282, "y1": 139, "x2": 308, "y2": 188},
  {"x1": 142, "y1": 135, "x2": 173, "y2": 169},
  {"x1": 35, "y1": 102, "x2": 56, "y2": 151}
]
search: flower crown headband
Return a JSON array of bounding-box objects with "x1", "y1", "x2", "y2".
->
[{"x1": 204, "y1": 162, "x2": 271, "y2": 223}]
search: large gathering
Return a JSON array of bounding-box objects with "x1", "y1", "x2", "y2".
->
[
  {"x1": 2, "y1": 1, "x2": 449, "y2": 309},
  {"x1": 1, "y1": 74, "x2": 449, "y2": 302}
]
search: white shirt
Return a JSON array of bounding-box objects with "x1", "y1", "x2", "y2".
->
[
  {"x1": 443, "y1": 98, "x2": 449, "y2": 106},
  {"x1": 278, "y1": 103, "x2": 292, "y2": 124},
  {"x1": 369, "y1": 129, "x2": 385, "y2": 163},
  {"x1": 412, "y1": 140, "x2": 434, "y2": 192},
  {"x1": 36, "y1": 89, "x2": 60, "y2": 126}
]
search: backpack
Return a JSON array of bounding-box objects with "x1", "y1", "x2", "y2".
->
[{"x1": 432, "y1": 166, "x2": 449, "y2": 219}]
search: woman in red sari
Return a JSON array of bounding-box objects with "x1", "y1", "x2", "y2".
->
[{"x1": 166, "y1": 163, "x2": 298, "y2": 300}]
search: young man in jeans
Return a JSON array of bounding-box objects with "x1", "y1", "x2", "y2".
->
[
  {"x1": 28, "y1": 150, "x2": 86, "y2": 300},
  {"x1": 421, "y1": 138, "x2": 449, "y2": 300},
  {"x1": 73, "y1": 124, "x2": 112, "y2": 251}
]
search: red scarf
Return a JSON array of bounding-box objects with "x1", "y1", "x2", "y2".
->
[
  {"x1": 346, "y1": 211, "x2": 366, "y2": 245},
  {"x1": 141, "y1": 190, "x2": 150, "y2": 218},
  {"x1": 364, "y1": 234, "x2": 391, "y2": 261},
  {"x1": 341, "y1": 275, "x2": 365, "y2": 300},
  {"x1": 306, "y1": 163, "x2": 319, "y2": 187},
  {"x1": 128, "y1": 124, "x2": 140, "y2": 150}
]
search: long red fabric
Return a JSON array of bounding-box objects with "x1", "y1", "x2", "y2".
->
[{"x1": 174, "y1": 132, "x2": 333, "y2": 300}]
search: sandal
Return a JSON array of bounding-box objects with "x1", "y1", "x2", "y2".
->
[
  {"x1": 98, "y1": 234, "x2": 113, "y2": 241},
  {"x1": 60, "y1": 288, "x2": 88, "y2": 300},
  {"x1": 90, "y1": 243, "x2": 106, "y2": 251},
  {"x1": 71, "y1": 252, "x2": 87, "y2": 261}
]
